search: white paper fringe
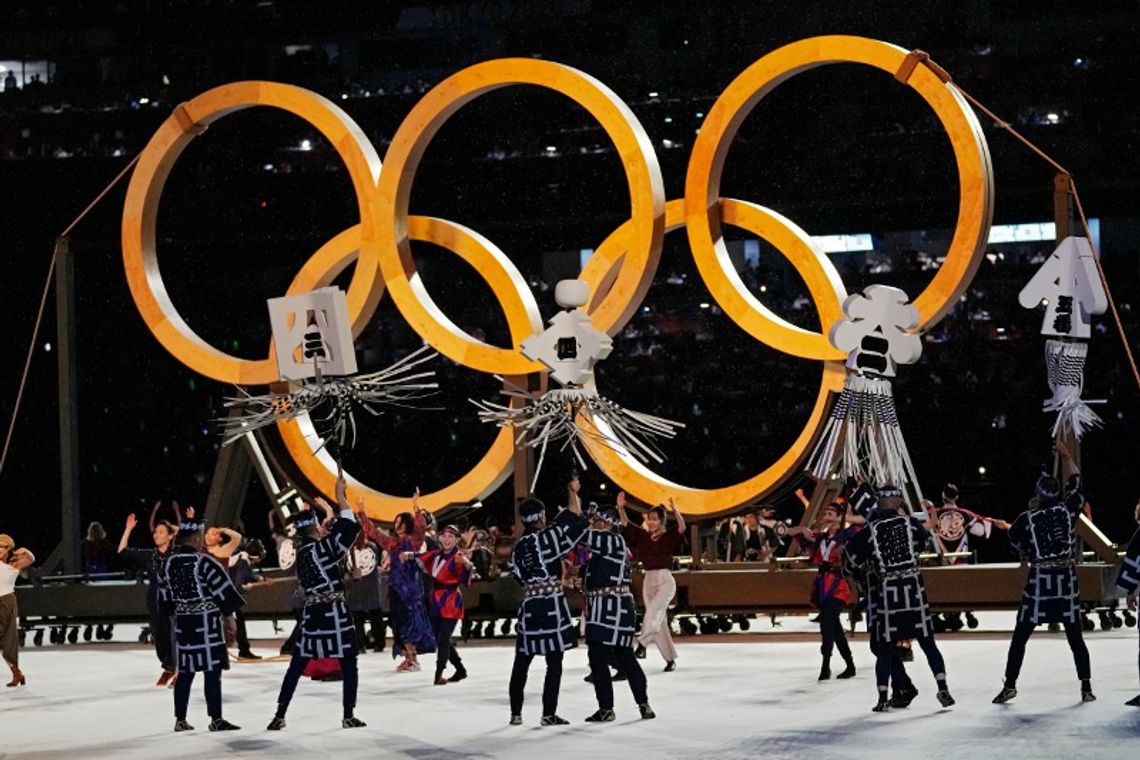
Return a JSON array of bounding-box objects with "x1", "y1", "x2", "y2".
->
[
  {"x1": 1044, "y1": 338, "x2": 1104, "y2": 440},
  {"x1": 807, "y1": 373, "x2": 921, "y2": 493},
  {"x1": 471, "y1": 378, "x2": 684, "y2": 490}
]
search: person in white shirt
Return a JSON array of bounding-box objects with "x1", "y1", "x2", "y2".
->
[{"x1": 0, "y1": 534, "x2": 35, "y2": 688}]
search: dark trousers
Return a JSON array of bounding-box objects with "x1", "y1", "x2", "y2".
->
[
  {"x1": 234, "y1": 609, "x2": 253, "y2": 654},
  {"x1": 1004, "y1": 620, "x2": 1090, "y2": 683},
  {"x1": 281, "y1": 610, "x2": 303, "y2": 655},
  {"x1": 173, "y1": 669, "x2": 222, "y2": 720},
  {"x1": 869, "y1": 631, "x2": 913, "y2": 692},
  {"x1": 276, "y1": 653, "x2": 359, "y2": 719},
  {"x1": 875, "y1": 635, "x2": 945, "y2": 691},
  {"x1": 353, "y1": 609, "x2": 387, "y2": 650},
  {"x1": 150, "y1": 613, "x2": 175, "y2": 672},
  {"x1": 433, "y1": 617, "x2": 463, "y2": 678},
  {"x1": 818, "y1": 600, "x2": 852, "y2": 661},
  {"x1": 509, "y1": 650, "x2": 563, "y2": 716},
  {"x1": 587, "y1": 641, "x2": 648, "y2": 710}
]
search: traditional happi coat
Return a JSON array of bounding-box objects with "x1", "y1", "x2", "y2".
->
[
  {"x1": 1117, "y1": 525, "x2": 1140, "y2": 597},
  {"x1": 845, "y1": 513, "x2": 933, "y2": 642},
  {"x1": 511, "y1": 510, "x2": 589, "y2": 655},
  {"x1": 931, "y1": 503, "x2": 993, "y2": 565},
  {"x1": 159, "y1": 545, "x2": 245, "y2": 672},
  {"x1": 583, "y1": 527, "x2": 636, "y2": 647},
  {"x1": 346, "y1": 541, "x2": 383, "y2": 613},
  {"x1": 294, "y1": 516, "x2": 361, "y2": 659},
  {"x1": 807, "y1": 529, "x2": 855, "y2": 609},
  {"x1": 1009, "y1": 478, "x2": 1084, "y2": 624},
  {"x1": 419, "y1": 547, "x2": 471, "y2": 620}
]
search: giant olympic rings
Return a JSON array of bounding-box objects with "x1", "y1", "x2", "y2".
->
[{"x1": 122, "y1": 36, "x2": 993, "y2": 520}]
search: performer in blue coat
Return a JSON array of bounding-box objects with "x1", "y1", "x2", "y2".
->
[
  {"x1": 582, "y1": 503, "x2": 654, "y2": 722},
  {"x1": 157, "y1": 513, "x2": 245, "y2": 732},
  {"x1": 845, "y1": 485, "x2": 954, "y2": 712},
  {"x1": 1117, "y1": 500, "x2": 1140, "y2": 706},
  {"x1": 508, "y1": 477, "x2": 588, "y2": 726},
  {"x1": 268, "y1": 473, "x2": 365, "y2": 730},
  {"x1": 993, "y1": 444, "x2": 1094, "y2": 704}
]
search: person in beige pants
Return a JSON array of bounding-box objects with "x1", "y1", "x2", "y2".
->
[{"x1": 617, "y1": 493, "x2": 685, "y2": 671}]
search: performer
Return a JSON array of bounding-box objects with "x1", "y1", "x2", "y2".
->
[
  {"x1": 157, "y1": 513, "x2": 244, "y2": 731},
  {"x1": 993, "y1": 444, "x2": 1095, "y2": 704},
  {"x1": 0, "y1": 534, "x2": 34, "y2": 688},
  {"x1": 346, "y1": 530, "x2": 386, "y2": 653},
  {"x1": 508, "y1": 478, "x2": 589, "y2": 726},
  {"x1": 845, "y1": 485, "x2": 954, "y2": 712},
  {"x1": 617, "y1": 492, "x2": 684, "y2": 671},
  {"x1": 582, "y1": 501, "x2": 655, "y2": 722},
  {"x1": 789, "y1": 501, "x2": 857, "y2": 680},
  {"x1": 418, "y1": 524, "x2": 472, "y2": 685},
  {"x1": 926, "y1": 484, "x2": 1009, "y2": 630},
  {"x1": 268, "y1": 474, "x2": 365, "y2": 730},
  {"x1": 1117, "y1": 499, "x2": 1140, "y2": 706},
  {"x1": 844, "y1": 483, "x2": 918, "y2": 707},
  {"x1": 117, "y1": 509, "x2": 178, "y2": 684},
  {"x1": 358, "y1": 489, "x2": 436, "y2": 671}
]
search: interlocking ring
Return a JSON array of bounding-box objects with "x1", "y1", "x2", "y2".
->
[{"x1": 122, "y1": 36, "x2": 992, "y2": 520}]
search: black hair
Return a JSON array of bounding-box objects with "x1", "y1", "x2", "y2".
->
[
  {"x1": 942, "y1": 483, "x2": 959, "y2": 501},
  {"x1": 649, "y1": 504, "x2": 667, "y2": 522},
  {"x1": 394, "y1": 512, "x2": 415, "y2": 535}
]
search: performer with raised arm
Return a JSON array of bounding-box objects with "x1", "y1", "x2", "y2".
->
[
  {"x1": 418, "y1": 524, "x2": 473, "y2": 685},
  {"x1": 993, "y1": 443, "x2": 1095, "y2": 704},
  {"x1": 617, "y1": 492, "x2": 684, "y2": 671},
  {"x1": 0, "y1": 534, "x2": 34, "y2": 688},
  {"x1": 157, "y1": 511, "x2": 245, "y2": 732},
  {"x1": 1118, "y1": 499, "x2": 1140, "y2": 706},
  {"x1": 845, "y1": 485, "x2": 954, "y2": 712},
  {"x1": 117, "y1": 509, "x2": 178, "y2": 685},
  {"x1": 582, "y1": 500, "x2": 655, "y2": 723},
  {"x1": 357, "y1": 489, "x2": 435, "y2": 671},
  {"x1": 508, "y1": 477, "x2": 589, "y2": 726},
  {"x1": 788, "y1": 499, "x2": 858, "y2": 681},
  {"x1": 268, "y1": 473, "x2": 365, "y2": 730}
]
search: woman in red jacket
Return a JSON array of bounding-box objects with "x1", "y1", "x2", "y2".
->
[{"x1": 791, "y1": 501, "x2": 858, "y2": 680}]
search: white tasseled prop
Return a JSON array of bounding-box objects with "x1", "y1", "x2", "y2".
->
[{"x1": 1043, "y1": 338, "x2": 1104, "y2": 439}]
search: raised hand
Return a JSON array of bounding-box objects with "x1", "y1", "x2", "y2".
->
[
  {"x1": 186, "y1": 506, "x2": 195, "y2": 520},
  {"x1": 125, "y1": 513, "x2": 138, "y2": 531},
  {"x1": 569, "y1": 477, "x2": 580, "y2": 494},
  {"x1": 616, "y1": 491, "x2": 626, "y2": 509},
  {"x1": 412, "y1": 486, "x2": 422, "y2": 511}
]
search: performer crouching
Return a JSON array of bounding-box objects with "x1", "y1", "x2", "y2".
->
[
  {"x1": 158, "y1": 515, "x2": 245, "y2": 731},
  {"x1": 845, "y1": 485, "x2": 954, "y2": 712},
  {"x1": 508, "y1": 477, "x2": 589, "y2": 726},
  {"x1": 0, "y1": 534, "x2": 34, "y2": 688},
  {"x1": 993, "y1": 443, "x2": 1094, "y2": 704},
  {"x1": 618, "y1": 492, "x2": 684, "y2": 672},
  {"x1": 269, "y1": 473, "x2": 365, "y2": 729},
  {"x1": 1118, "y1": 499, "x2": 1140, "y2": 706},
  {"x1": 418, "y1": 524, "x2": 472, "y2": 685},
  {"x1": 583, "y1": 500, "x2": 654, "y2": 722}
]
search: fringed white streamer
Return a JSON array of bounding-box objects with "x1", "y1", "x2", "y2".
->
[
  {"x1": 219, "y1": 345, "x2": 439, "y2": 451},
  {"x1": 1043, "y1": 338, "x2": 1104, "y2": 440},
  {"x1": 807, "y1": 373, "x2": 921, "y2": 494},
  {"x1": 471, "y1": 378, "x2": 684, "y2": 490}
]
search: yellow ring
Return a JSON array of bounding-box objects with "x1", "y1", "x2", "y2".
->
[
  {"x1": 122, "y1": 82, "x2": 385, "y2": 385},
  {"x1": 685, "y1": 35, "x2": 993, "y2": 358},
  {"x1": 582, "y1": 199, "x2": 847, "y2": 516},
  {"x1": 375, "y1": 58, "x2": 666, "y2": 374},
  {"x1": 275, "y1": 219, "x2": 541, "y2": 521}
]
